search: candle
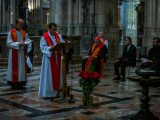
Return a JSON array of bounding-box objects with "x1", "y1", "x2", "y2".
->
[
  {"x1": 47, "y1": 13, "x2": 49, "y2": 24},
  {"x1": 10, "y1": 12, "x2": 13, "y2": 24}
]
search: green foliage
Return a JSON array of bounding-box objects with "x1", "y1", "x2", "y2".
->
[{"x1": 79, "y1": 78, "x2": 100, "y2": 93}]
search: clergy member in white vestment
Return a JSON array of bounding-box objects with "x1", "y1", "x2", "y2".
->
[
  {"x1": 6, "y1": 18, "x2": 32, "y2": 90},
  {"x1": 98, "y1": 32, "x2": 109, "y2": 49},
  {"x1": 38, "y1": 23, "x2": 65, "y2": 99}
]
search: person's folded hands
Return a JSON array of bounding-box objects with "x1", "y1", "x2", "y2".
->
[{"x1": 19, "y1": 42, "x2": 25, "y2": 45}]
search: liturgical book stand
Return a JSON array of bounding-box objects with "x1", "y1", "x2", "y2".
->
[{"x1": 50, "y1": 42, "x2": 74, "y2": 103}]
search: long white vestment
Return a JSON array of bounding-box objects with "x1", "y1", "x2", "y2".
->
[
  {"x1": 38, "y1": 31, "x2": 64, "y2": 97},
  {"x1": 6, "y1": 30, "x2": 32, "y2": 83}
]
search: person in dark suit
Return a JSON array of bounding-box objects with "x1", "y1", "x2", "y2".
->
[
  {"x1": 113, "y1": 36, "x2": 137, "y2": 81},
  {"x1": 147, "y1": 37, "x2": 160, "y2": 65},
  {"x1": 140, "y1": 37, "x2": 160, "y2": 74}
]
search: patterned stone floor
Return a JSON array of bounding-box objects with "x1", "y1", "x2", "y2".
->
[{"x1": 0, "y1": 64, "x2": 160, "y2": 120}]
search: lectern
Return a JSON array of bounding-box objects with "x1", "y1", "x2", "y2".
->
[{"x1": 50, "y1": 42, "x2": 75, "y2": 103}]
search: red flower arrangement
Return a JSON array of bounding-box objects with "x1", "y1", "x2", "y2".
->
[
  {"x1": 79, "y1": 71, "x2": 100, "y2": 90},
  {"x1": 79, "y1": 71, "x2": 100, "y2": 79},
  {"x1": 79, "y1": 71, "x2": 100, "y2": 108}
]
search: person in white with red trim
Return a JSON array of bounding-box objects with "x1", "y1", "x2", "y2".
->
[
  {"x1": 38, "y1": 23, "x2": 65, "y2": 99},
  {"x1": 6, "y1": 18, "x2": 32, "y2": 90}
]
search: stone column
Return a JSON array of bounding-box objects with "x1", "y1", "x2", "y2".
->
[
  {"x1": 35, "y1": 0, "x2": 40, "y2": 24},
  {"x1": 75, "y1": 1, "x2": 79, "y2": 35},
  {"x1": 143, "y1": 0, "x2": 154, "y2": 47},
  {"x1": 39, "y1": 0, "x2": 43, "y2": 25},
  {"x1": 29, "y1": 0, "x2": 43, "y2": 35},
  {"x1": 30, "y1": 0, "x2": 34, "y2": 23},
  {"x1": 125, "y1": 0, "x2": 139, "y2": 46},
  {"x1": 67, "y1": 0, "x2": 73, "y2": 35},
  {"x1": 2, "y1": 0, "x2": 5, "y2": 25},
  {"x1": 50, "y1": 0, "x2": 65, "y2": 34},
  {"x1": 121, "y1": 1, "x2": 127, "y2": 45},
  {"x1": 88, "y1": 1, "x2": 94, "y2": 33},
  {"x1": 145, "y1": 0, "x2": 152, "y2": 26},
  {"x1": 53, "y1": 0, "x2": 64, "y2": 33},
  {"x1": 50, "y1": 0, "x2": 56, "y2": 23},
  {"x1": 127, "y1": 0, "x2": 131, "y2": 28},
  {"x1": 157, "y1": 1, "x2": 160, "y2": 26},
  {"x1": 73, "y1": 0, "x2": 80, "y2": 35},
  {"x1": 77, "y1": 0, "x2": 84, "y2": 35},
  {"x1": 78, "y1": 0, "x2": 83, "y2": 25},
  {"x1": 97, "y1": 2, "x2": 106, "y2": 26},
  {"x1": 10, "y1": 0, "x2": 15, "y2": 25},
  {"x1": 96, "y1": 0, "x2": 106, "y2": 32},
  {"x1": 37, "y1": 0, "x2": 43, "y2": 31},
  {"x1": 155, "y1": 0, "x2": 160, "y2": 34},
  {"x1": 55, "y1": 0, "x2": 63, "y2": 25},
  {"x1": 28, "y1": 0, "x2": 33, "y2": 23},
  {"x1": 0, "y1": 0, "x2": 2, "y2": 25},
  {"x1": 132, "y1": 1, "x2": 139, "y2": 46},
  {"x1": 3, "y1": 0, "x2": 9, "y2": 25}
]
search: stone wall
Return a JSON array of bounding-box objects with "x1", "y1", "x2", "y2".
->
[
  {"x1": 0, "y1": 35, "x2": 82, "y2": 65},
  {"x1": 0, "y1": 34, "x2": 121, "y2": 65}
]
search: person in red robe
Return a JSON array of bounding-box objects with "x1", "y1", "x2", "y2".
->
[{"x1": 82, "y1": 36, "x2": 108, "y2": 76}]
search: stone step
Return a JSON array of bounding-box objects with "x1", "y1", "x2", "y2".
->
[
  {"x1": 0, "y1": 58, "x2": 7, "y2": 62},
  {"x1": 0, "y1": 57, "x2": 42, "y2": 65},
  {"x1": 0, "y1": 57, "x2": 82, "y2": 66}
]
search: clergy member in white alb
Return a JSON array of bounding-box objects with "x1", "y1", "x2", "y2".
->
[
  {"x1": 98, "y1": 31, "x2": 109, "y2": 49},
  {"x1": 38, "y1": 23, "x2": 65, "y2": 99},
  {"x1": 6, "y1": 18, "x2": 32, "y2": 90}
]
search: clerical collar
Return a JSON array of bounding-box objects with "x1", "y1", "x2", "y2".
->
[
  {"x1": 48, "y1": 31, "x2": 54, "y2": 36},
  {"x1": 16, "y1": 28, "x2": 21, "y2": 31}
]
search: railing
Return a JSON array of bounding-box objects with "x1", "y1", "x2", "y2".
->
[
  {"x1": 0, "y1": 25, "x2": 11, "y2": 33},
  {"x1": 1, "y1": 24, "x2": 119, "y2": 37}
]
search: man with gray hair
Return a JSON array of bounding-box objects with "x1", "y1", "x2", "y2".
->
[
  {"x1": 98, "y1": 31, "x2": 109, "y2": 49},
  {"x1": 6, "y1": 18, "x2": 32, "y2": 90}
]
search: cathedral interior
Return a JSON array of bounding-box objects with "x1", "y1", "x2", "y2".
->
[{"x1": 0, "y1": 0, "x2": 160, "y2": 120}]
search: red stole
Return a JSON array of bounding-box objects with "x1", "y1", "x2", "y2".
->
[
  {"x1": 10, "y1": 29, "x2": 26, "y2": 83},
  {"x1": 43, "y1": 32, "x2": 61, "y2": 89},
  {"x1": 85, "y1": 43, "x2": 104, "y2": 72},
  {"x1": 100, "y1": 38, "x2": 106, "y2": 76},
  {"x1": 101, "y1": 38, "x2": 107, "y2": 43}
]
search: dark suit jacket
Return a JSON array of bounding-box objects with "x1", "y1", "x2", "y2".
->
[
  {"x1": 147, "y1": 46, "x2": 160, "y2": 64},
  {"x1": 121, "y1": 44, "x2": 137, "y2": 67}
]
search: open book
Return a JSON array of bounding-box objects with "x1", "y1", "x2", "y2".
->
[
  {"x1": 50, "y1": 43, "x2": 64, "y2": 51},
  {"x1": 141, "y1": 58, "x2": 148, "y2": 63}
]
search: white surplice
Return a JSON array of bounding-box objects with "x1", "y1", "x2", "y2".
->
[
  {"x1": 38, "y1": 31, "x2": 65, "y2": 97},
  {"x1": 6, "y1": 30, "x2": 32, "y2": 82}
]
